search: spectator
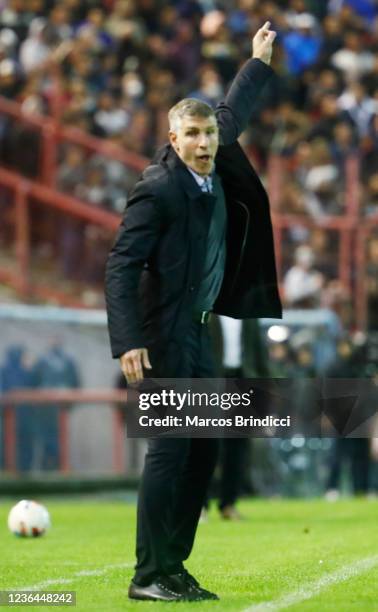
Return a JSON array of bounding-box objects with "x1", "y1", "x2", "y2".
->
[
  {"x1": 330, "y1": 120, "x2": 357, "y2": 172},
  {"x1": 363, "y1": 112, "x2": 378, "y2": 178},
  {"x1": 279, "y1": 180, "x2": 307, "y2": 215},
  {"x1": 319, "y1": 15, "x2": 343, "y2": 61},
  {"x1": 292, "y1": 344, "x2": 316, "y2": 377},
  {"x1": 302, "y1": 139, "x2": 342, "y2": 217},
  {"x1": 202, "y1": 315, "x2": 270, "y2": 521},
  {"x1": 189, "y1": 64, "x2": 224, "y2": 107},
  {"x1": 57, "y1": 144, "x2": 86, "y2": 193},
  {"x1": 0, "y1": 27, "x2": 19, "y2": 62},
  {"x1": 122, "y1": 107, "x2": 153, "y2": 155},
  {"x1": 331, "y1": 30, "x2": 374, "y2": 82},
  {"x1": 57, "y1": 146, "x2": 86, "y2": 279},
  {"x1": 105, "y1": 0, "x2": 146, "y2": 47},
  {"x1": 121, "y1": 71, "x2": 145, "y2": 109},
  {"x1": 338, "y1": 81, "x2": 376, "y2": 138},
  {"x1": 281, "y1": 13, "x2": 321, "y2": 76},
  {"x1": 17, "y1": 73, "x2": 46, "y2": 114},
  {"x1": 92, "y1": 91, "x2": 129, "y2": 137},
  {"x1": 0, "y1": 57, "x2": 21, "y2": 98},
  {"x1": 366, "y1": 236, "x2": 378, "y2": 331},
  {"x1": 19, "y1": 17, "x2": 50, "y2": 74},
  {"x1": 201, "y1": 12, "x2": 238, "y2": 82},
  {"x1": 82, "y1": 225, "x2": 114, "y2": 285},
  {"x1": 75, "y1": 161, "x2": 112, "y2": 209},
  {"x1": 363, "y1": 172, "x2": 378, "y2": 217},
  {"x1": 308, "y1": 93, "x2": 349, "y2": 141},
  {"x1": 1, "y1": 345, "x2": 35, "y2": 472},
  {"x1": 32, "y1": 338, "x2": 80, "y2": 471},
  {"x1": 307, "y1": 68, "x2": 341, "y2": 108},
  {"x1": 248, "y1": 107, "x2": 277, "y2": 169},
  {"x1": 168, "y1": 19, "x2": 201, "y2": 82},
  {"x1": 283, "y1": 245, "x2": 324, "y2": 307},
  {"x1": 63, "y1": 77, "x2": 96, "y2": 123},
  {"x1": 0, "y1": 0, "x2": 30, "y2": 42},
  {"x1": 329, "y1": 0, "x2": 376, "y2": 26},
  {"x1": 77, "y1": 7, "x2": 114, "y2": 52},
  {"x1": 309, "y1": 228, "x2": 338, "y2": 278},
  {"x1": 325, "y1": 335, "x2": 372, "y2": 498},
  {"x1": 48, "y1": 4, "x2": 73, "y2": 43},
  {"x1": 268, "y1": 100, "x2": 309, "y2": 158},
  {"x1": 268, "y1": 341, "x2": 294, "y2": 377}
]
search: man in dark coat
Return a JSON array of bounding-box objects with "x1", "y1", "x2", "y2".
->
[{"x1": 105, "y1": 22, "x2": 281, "y2": 602}]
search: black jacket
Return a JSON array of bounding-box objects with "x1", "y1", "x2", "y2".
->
[{"x1": 105, "y1": 58, "x2": 282, "y2": 359}]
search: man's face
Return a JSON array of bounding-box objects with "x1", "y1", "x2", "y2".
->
[{"x1": 169, "y1": 114, "x2": 219, "y2": 176}]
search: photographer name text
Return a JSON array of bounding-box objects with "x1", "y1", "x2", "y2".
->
[{"x1": 138, "y1": 415, "x2": 291, "y2": 428}]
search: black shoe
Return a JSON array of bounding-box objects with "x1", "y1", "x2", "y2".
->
[
  {"x1": 170, "y1": 570, "x2": 219, "y2": 601},
  {"x1": 128, "y1": 576, "x2": 187, "y2": 601},
  {"x1": 128, "y1": 574, "x2": 209, "y2": 602}
]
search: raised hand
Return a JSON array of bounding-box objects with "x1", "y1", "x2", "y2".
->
[{"x1": 252, "y1": 21, "x2": 277, "y2": 66}]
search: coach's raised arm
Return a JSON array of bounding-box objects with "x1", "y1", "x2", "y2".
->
[{"x1": 216, "y1": 21, "x2": 277, "y2": 145}]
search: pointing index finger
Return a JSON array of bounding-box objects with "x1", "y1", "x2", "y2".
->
[{"x1": 262, "y1": 21, "x2": 271, "y2": 31}]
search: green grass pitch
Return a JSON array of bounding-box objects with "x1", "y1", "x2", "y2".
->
[{"x1": 0, "y1": 498, "x2": 377, "y2": 611}]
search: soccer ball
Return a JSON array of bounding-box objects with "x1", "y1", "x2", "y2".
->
[{"x1": 8, "y1": 500, "x2": 51, "y2": 537}]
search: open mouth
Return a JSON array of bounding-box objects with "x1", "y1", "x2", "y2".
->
[{"x1": 197, "y1": 155, "x2": 211, "y2": 162}]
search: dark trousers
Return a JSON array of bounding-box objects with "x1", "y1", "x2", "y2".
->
[
  {"x1": 203, "y1": 437, "x2": 249, "y2": 511},
  {"x1": 133, "y1": 322, "x2": 219, "y2": 585},
  {"x1": 218, "y1": 437, "x2": 249, "y2": 509},
  {"x1": 327, "y1": 438, "x2": 370, "y2": 494}
]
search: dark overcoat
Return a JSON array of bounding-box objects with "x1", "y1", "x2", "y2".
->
[{"x1": 105, "y1": 58, "x2": 282, "y2": 359}]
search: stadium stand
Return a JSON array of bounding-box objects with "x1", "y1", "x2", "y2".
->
[
  {"x1": 0, "y1": 1, "x2": 377, "y2": 489},
  {"x1": 0, "y1": 0, "x2": 377, "y2": 325}
]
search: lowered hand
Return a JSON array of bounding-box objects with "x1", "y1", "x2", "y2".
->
[{"x1": 120, "y1": 348, "x2": 152, "y2": 384}]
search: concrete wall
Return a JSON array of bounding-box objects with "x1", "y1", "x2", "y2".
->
[{"x1": 0, "y1": 314, "x2": 145, "y2": 475}]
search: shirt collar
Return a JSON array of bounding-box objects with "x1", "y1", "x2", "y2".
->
[{"x1": 187, "y1": 166, "x2": 213, "y2": 192}]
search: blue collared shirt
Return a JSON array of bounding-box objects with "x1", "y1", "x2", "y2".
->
[{"x1": 187, "y1": 167, "x2": 213, "y2": 193}]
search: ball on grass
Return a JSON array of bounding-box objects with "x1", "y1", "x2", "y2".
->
[{"x1": 8, "y1": 500, "x2": 51, "y2": 537}]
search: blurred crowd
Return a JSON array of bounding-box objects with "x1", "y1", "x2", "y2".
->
[
  {"x1": 0, "y1": 0, "x2": 376, "y2": 198},
  {"x1": 0, "y1": 0, "x2": 377, "y2": 312}
]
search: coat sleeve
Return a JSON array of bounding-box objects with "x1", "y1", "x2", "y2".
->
[
  {"x1": 105, "y1": 180, "x2": 163, "y2": 358},
  {"x1": 216, "y1": 58, "x2": 274, "y2": 146}
]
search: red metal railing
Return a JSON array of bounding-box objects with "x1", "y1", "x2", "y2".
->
[
  {"x1": 271, "y1": 214, "x2": 355, "y2": 291},
  {"x1": 0, "y1": 166, "x2": 121, "y2": 305},
  {"x1": 267, "y1": 154, "x2": 378, "y2": 329},
  {"x1": 0, "y1": 389, "x2": 128, "y2": 474},
  {"x1": 1, "y1": 94, "x2": 378, "y2": 327},
  {"x1": 0, "y1": 95, "x2": 148, "y2": 185}
]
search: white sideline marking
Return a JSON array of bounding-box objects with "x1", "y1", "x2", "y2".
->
[
  {"x1": 244, "y1": 555, "x2": 378, "y2": 611},
  {"x1": 10, "y1": 562, "x2": 133, "y2": 592}
]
